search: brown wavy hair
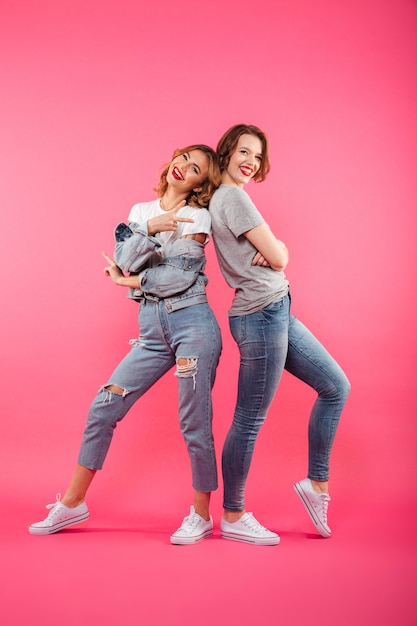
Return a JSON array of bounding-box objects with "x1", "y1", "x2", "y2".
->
[
  {"x1": 154, "y1": 144, "x2": 221, "y2": 208},
  {"x1": 216, "y1": 124, "x2": 271, "y2": 182}
]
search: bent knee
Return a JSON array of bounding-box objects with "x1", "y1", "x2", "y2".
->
[
  {"x1": 330, "y1": 373, "x2": 351, "y2": 402},
  {"x1": 341, "y1": 375, "x2": 351, "y2": 399},
  {"x1": 176, "y1": 357, "x2": 198, "y2": 374},
  {"x1": 101, "y1": 384, "x2": 131, "y2": 398},
  {"x1": 175, "y1": 357, "x2": 198, "y2": 389}
]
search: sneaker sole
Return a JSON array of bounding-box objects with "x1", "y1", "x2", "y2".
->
[
  {"x1": 221, "y1": 531, "x2": 280, "y2": 546},
  {"x1": 170, "y1": 528, "x2": 213, "y2": 545},
  {"x1": 28, "y1": 511, "x2": 90, "y2": 535},
  {"x1": 293, "y1": 483, "x2": 331, "y2": 538}
]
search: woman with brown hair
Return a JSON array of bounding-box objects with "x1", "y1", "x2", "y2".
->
[{"x1": 209, "y1": 124, "x2": 350, "y2": 545}]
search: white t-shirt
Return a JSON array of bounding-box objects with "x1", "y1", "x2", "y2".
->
[{"x1": 128, "y1": 199, "x2": 211, "y2": 245}]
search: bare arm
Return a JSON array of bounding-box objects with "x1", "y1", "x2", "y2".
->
[
  {"x1": 182, "y1": 233, "x2": 206, "y2": 244},
  {"x1": 244, "y1": 223, "x2": 289, "y2": 271},
  {"x1": 102, "y1": 252, "x2": 140, "y2": 287}
]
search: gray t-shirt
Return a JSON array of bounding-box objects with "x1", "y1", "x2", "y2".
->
[{"x1": 209, "y1": 184, "x2": 289, "y2": 316}]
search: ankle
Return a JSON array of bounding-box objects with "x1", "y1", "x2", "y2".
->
[
  {"x1": 310, "y1": 479, "x2": 329, "y2": 495},
  {"x1": 193, "y1": 490, "x2": 211, "y2": 521},
  {"x1": 223, "y1": 510, "x2": 246, "y2": 523},
  {"x1": 61, "y1": 496, "x2": 84, "y2": 508},
  {"x1": 194, "y1": 508, "x2": 210, "y2": 522}
]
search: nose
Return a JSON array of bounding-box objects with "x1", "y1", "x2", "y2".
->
[{"x1": 174, "y1": 162, "x2": 186, "y2": 177}]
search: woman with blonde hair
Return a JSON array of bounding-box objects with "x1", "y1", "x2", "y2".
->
[{"x1": 29, "y1": 144, "x2": 222, "y2": 545}]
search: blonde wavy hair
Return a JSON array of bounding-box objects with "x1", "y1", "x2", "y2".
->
[{"x1": 154, "y1": 144, "x2": 221, "y2": 208}]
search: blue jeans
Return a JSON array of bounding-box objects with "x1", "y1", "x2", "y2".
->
[
  {"x1": 222, "y1": 295, "x2": 350, "y2": 511},
  {"x1": 78, "y1": 300, "x2": 222, "y2": 493}
]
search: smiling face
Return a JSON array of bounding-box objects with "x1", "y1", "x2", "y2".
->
[
  {"x1": 221, "y1": 134, "x2": 263, "y2": 188},
  {"x1": 167, "y1": 149, "x2": 209, "y2": 194}
]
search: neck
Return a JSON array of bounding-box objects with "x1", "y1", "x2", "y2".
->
[
  {"x1": 221, "y1": 173, "x2": 243, "y2": 188},
  {"x1": 160, "y1": 189, "x2": 188, "y2": 211}
]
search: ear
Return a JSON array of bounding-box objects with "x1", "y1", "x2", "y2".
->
[{"x1": 192, "y1": 186, "x2": 202, "y2": 193}]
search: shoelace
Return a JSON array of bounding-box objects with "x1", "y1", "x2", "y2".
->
[
  {"x1": 182, "y1": 510, "x2": 201, "y2": 532},
  {"x1": 242, "y1": 513, "x2": 269, "y2": 536},
  {"x1": 45, "y1": 493, "x2": 64, "y2": 519},
  {"x1": 313, "y1": 493, "x2": 330, "y2": 523}
]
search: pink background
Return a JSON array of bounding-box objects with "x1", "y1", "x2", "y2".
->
[{"x1": 1, "y1": 1, "x2": 416, "y2": 624}]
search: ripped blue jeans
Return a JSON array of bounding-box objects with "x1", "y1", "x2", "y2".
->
[{"x1": 78, "y1": 300, "x2": 222, "y2": 492}]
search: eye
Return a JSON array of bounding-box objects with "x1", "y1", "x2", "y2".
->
[
  {"x1": 183, "y1": 153, "x2": 189, "y2": 161},
  {"x1": 192, "y1": 167, "x2": 199, "y2": 174},
  {"x1": 240, "y1": 149, "x2": 248, "y2": 155},
  {"x1": 255, "y1": 155, "x2": 263, "y2": 162}
]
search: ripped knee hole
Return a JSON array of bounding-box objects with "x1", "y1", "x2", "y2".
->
[
  {"x1": 103, "y1": 384, "x2": 130, "y2": 397},
  {"x1": 176, "y1": 357, "x2": 198, "y2": 375},
  {"x1": 175, "y1": 358, "x2": 198, "y2": 389}
]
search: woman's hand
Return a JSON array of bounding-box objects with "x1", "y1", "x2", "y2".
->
[
  {"x1": 251, "y1": 251, "x2": 270, "y2": 267},
  {"x1": 102, "y1": 252, "x2": 125, "y2": 285},
  {"x1": 102, "y1": 252, "x2": 143, "y2": 289},
  {"x1": 244, "y1": 224, "x2": 289, "y2": 271},
  {"x1": 148, "y1": 200, "x2": 194, "y2": 236}
]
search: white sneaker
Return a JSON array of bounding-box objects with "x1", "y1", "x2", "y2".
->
[
  {"x1": 294, "y1": 478, "x2": 331, "y2": 538},
  {"x1": 170, "y1": 506, "x2": 213, "y2": 545},
  {"x1": 220, "y1": 512, "x2": 280, "y2": 545},
  {"x1": 29, "y1": 493, "x2": 89, "y2": 535}
]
